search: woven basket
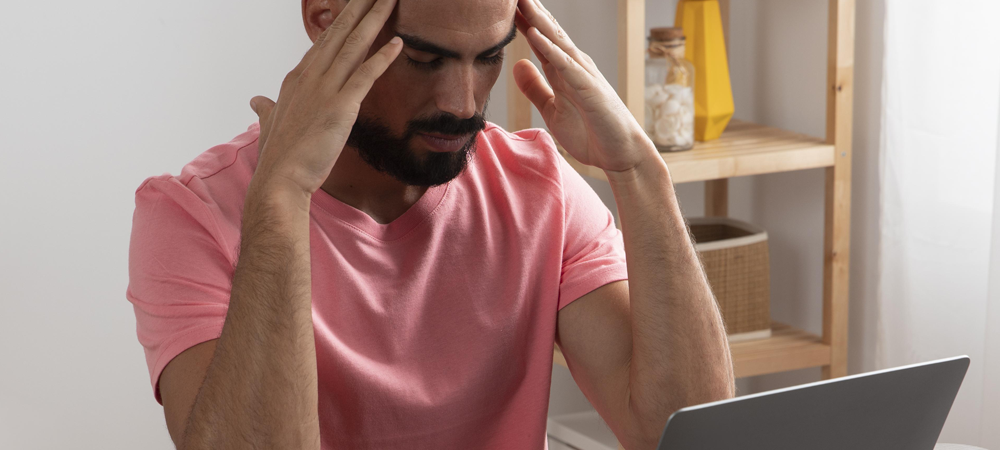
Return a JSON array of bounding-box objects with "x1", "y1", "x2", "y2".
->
[{"x1": 689, "y1": 217, "x2": 772, "y2": 342}]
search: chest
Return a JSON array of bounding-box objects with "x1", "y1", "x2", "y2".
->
[{"x1": 306, "y1": 214, "x2": 563, "y2": 441}]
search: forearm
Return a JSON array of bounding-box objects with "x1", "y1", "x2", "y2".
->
[
  {"x1": 606, "y1": 143, "x2": 735, "y2": 443},
  {"x1": 182, "y1": 182, "x2": 319, "y2": 450}
]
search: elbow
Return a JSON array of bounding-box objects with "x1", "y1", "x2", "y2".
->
[
  {"x1": 619, "y1": 415, "x2": 663, "y2": 450},
  {"x1": 175, "y1": 426, "x2": 208, "y2": 450},
  {"x1": 714, "y1": 363, "x2": 737, "y2": 400},
  {"x1": 672, "y1": 363, "x2": 737, "y2": 410},
  {"x1": 625, "y1": 378, "x2": 735, "y2": 449},
  {"x1": 697, "y1": 363, "x2": 737, "y2": 406}
]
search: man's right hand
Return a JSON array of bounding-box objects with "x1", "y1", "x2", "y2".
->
[
  {"x1": 159, "y1": 1, "x2": 402, "y2": 448},
  {"x1": 248, "y1": 0, "x2": 402, "y2": 197}
]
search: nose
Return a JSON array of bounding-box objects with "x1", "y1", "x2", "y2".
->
[{"x1": 434, "y1": 65, "x2": 478, "y2": 119}]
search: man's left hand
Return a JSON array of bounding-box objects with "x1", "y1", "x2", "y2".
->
[{"x1": 512, "y1": 0, "x2": 655, "y2": 173}]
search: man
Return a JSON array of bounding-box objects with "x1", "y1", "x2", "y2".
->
[{"x1": 126, "y1": 0, "x2": 735, "y2": 448}]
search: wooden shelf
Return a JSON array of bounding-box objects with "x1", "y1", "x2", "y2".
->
[
  {"x1": 519, "y1": 0, "x2": 855, "y2": 382},
  {"x1": 558, "y1": 120, "x2": 835, "y2": 184},
  {"x1": 553, "y1": 322, "x2": 831, "y2": 379},
  {"x1": 730, "y1": 322, "x2": 831, "y2": 378}
]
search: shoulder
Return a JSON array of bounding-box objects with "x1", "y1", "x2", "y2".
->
[
  {"x1": 478, "y1": 122, "x2": 564, "y2": 189},
  {"x1": 136, "y1": 121, "x2": 260, "y2": 197},
  {"x1": 132, "y1": 123, "x2": 261, "y2": 259}
]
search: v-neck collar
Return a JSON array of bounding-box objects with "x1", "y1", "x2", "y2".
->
[{"x1": 309, "y1": 181, "x2": 450, "y2": 242}]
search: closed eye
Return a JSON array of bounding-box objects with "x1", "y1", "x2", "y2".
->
[
  {"x1": 481, "y1": 51, "x2": 505, "y2": 66},
  {"x1": 404, "y1": 50, "x2": 505, "y2": 71}
]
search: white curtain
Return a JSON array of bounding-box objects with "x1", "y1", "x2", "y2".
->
[{"x1": 878, "y1": 0, "x2": 1000, "y2": 447}]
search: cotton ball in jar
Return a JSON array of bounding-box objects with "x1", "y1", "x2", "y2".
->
[
  {"x1": 661, "y1": 99, "x2": 681, "y2": 116},
  {"x1": 644, "y1": 83, "x2": 695, "y2": 150},
  {"x1": 654, "y1": 114, "x2": 682, "y2": 145},
  {"x1": 645, "y1": 84, "x2": 669, "y2": 105}
]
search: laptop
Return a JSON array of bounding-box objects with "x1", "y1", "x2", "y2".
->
[{"x1": 656, "y1": 356, "x2": 970, "y2": 450}]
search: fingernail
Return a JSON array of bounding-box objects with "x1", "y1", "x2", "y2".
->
[
  {"x1": 249, "y1": 99, "x2": 258, "y2": 111},
  {"x1": 390, "y1": 36, "x2": 402, "y2": 45}
]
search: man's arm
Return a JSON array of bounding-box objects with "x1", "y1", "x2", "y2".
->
[
  {"x1": 610, "y1": 149, "x2": 734, "y2": 441},
  {"x1": 556, "y1": 146, "x2": 735, "y2": 450},
  {"x1": 167, "y1": 186, "x2": 318, "y2": 450},
  {"x1": 156, "y1": 0, "x2": 405, "y2": 446},
  {"x1": 509, "y1": 0, "x2": 735, "y2": 445}
]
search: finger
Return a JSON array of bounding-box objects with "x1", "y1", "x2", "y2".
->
[
  {"x1": 516, "y1": 12, "x2": 564, "y2": 86},
  {"x1": 250, "y1": 96, "x2": 276, "y2": 122},
  {"x1": 517, "y1": 10, "x2": 569, "y2": 88},
  {"x1": 274, "y1": 22, "x2": 341, "y2": 111},
  {"x1": 339, "y1": 37, "x2": 403, "y2": 106},
  {"x1": 512, "y1": 59, "x2": 554, "y2": 114},
  {"x1": 515, "y1": 10, "x2": 549, "y2": 67},
  {"x1": 516, "y1": 0, "x2": 583, "y2": 63},
  {"x1": 286, "y1": 19, "x2": 341, "y2": 85},
  {"x1": 327, "y1": 0, "x2": 399, "y2": 88},
  {"x1": 250, "y1": 96, "x2": 277, "y2": 152},
  {"x1": 524, "y1": 26, "x2": 592, "y2": 92},
  {"x1": 307, "y1": 0, "x2": 383, "y2": 76}
]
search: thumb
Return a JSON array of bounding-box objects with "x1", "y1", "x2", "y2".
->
[
  {"x1": 249, "y1": 95, "x2": 276, "y2": 123},
  {"x1": 250, "y1": 96, "x2": 277, "y2": 154},
  {"x1": 512, "y1": 59, "x2": 554, "y2": 115}
]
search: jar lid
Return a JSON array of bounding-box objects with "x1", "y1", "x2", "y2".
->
[{"x1": 650, "y1": 27, "x2": 685, "y2": 42}]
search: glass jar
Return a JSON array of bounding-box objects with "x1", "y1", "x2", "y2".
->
[{"x1": 644, "y1": 27, "x2": 695, "y2": 152}]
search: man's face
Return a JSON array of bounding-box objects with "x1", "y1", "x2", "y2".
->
[{"x1": 347, "y1": 0, "x2": 518, "y2": 187}]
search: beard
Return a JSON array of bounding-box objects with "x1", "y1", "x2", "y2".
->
[{"x1": 345, "y1": 101, "x2": 489, "y2": 187}]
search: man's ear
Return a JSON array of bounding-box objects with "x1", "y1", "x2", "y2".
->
[{"x1": 302, "y1": 0, "x2": 343, "y2": 43}]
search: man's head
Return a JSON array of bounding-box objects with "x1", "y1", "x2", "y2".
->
[{"x1": 302, "y1": 0, "x2": 518, "y2": 187}]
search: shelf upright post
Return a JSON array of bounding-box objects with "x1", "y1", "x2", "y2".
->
[
  {"x1": 822, "y1": 0, "x2": 855, "y2": 380},
  {"x1": 617, "y1": 0, "x2": 645, "y2": 125},
  {"x1": 705, "y1": 180, "x2": 729, "y2": 217},
  {"x1": 705, "y1": 0, "x2": 731, "y2": 218}
]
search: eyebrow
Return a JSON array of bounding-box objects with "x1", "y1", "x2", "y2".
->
[{"x1": 396, "y1": 21, "x2": 518, "y2": 60}]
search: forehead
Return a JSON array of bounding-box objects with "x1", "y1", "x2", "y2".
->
[{"x1": 395, "y1": 0, "x2": 516, "y2": 42}]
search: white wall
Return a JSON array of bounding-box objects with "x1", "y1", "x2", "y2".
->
[
  {"x1": 0, "y1": 1, "x2": 313, "y2": 448},
  {"x1": 0, "y1": 0, "x2": 886, "y2": 448}
]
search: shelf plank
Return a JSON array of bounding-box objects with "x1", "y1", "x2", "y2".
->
[
  {"x1": 553, "y1": 322, "x2": 830, "y2": 379},
  {"x1": 731, "y1": 322, "x2": 831, "y2": 378},
  {"x1": 558, "y1": 120, "x2": 835, "y2": 184}
]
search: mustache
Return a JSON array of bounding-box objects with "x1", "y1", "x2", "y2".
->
[{"x1": 406, "y1": 112, "x2": 486, "y2": 137}]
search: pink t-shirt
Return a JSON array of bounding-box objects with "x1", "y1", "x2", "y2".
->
[{"x1": 127, "y1": 121, "x2": 628, "y2": 449}]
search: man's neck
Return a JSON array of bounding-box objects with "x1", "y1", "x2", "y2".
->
[{"x1": 319, "y1": 147, "x2": 429, "y2": 225}]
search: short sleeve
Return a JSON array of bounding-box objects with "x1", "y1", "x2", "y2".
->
[
  {"x1": 548, "y1": 134, "x2": 629, "y2": 311},
  {"x1": 126, "y1": 176, "x2": 235, "y2": 404}
]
